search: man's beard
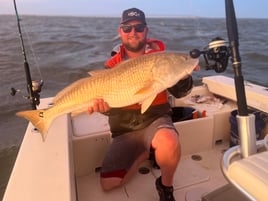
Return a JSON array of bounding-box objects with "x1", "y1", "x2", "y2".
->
[{"x1": 123, "y1": 38, "x2": 146, "y2": 53}]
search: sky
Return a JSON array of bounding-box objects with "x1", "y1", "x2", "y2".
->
[{"x1": 1, "y1": 0, "x2": 268, "y2": 19}]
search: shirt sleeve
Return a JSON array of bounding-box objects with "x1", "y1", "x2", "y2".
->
[{"x1": 167, "y1": 76, "x2": 193, "y2": 98}]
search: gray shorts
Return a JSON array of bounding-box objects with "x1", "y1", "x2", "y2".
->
[{"x1": 100, "y1": 115, "x2": 178, "y2": 177}]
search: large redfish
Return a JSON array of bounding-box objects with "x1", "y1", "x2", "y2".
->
[{"x1": 16, "y1": 52, "x2": 198, "y2": 140}]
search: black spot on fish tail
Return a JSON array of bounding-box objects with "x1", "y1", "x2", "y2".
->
[{"x1": 39, "y1": 111, "x2": 44, "y2": 118}]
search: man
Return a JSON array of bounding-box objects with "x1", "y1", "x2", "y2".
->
[{"x1": 88, "y1": 8, "x2": 194, "y2": 201}]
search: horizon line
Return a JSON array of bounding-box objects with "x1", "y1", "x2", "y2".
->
[{"x1": 1, "y1": 13, "x2": 267, "y2": 19}]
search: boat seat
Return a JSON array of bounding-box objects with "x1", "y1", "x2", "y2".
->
[{"x1": 222, "y1": 144, "x2": 268, "y2": 201}]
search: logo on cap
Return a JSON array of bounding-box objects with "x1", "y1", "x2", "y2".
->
[{"x1": 128, "y1": 11, "x2": 141, "y2": 17}]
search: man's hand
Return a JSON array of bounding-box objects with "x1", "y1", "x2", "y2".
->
[
  {"x1": 88, "y1": 99, "x2": 110, "y2": 114},
  {"x1": 194, "y1": 65, "x2": 200, "y2": 71}
]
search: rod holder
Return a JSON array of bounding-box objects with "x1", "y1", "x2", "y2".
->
[{"x1": 236, "y1": 114, "x2": 257, "y2": 157}]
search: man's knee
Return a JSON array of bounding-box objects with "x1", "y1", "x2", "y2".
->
[
  {"x1": 100, "y1": 170, "x2": 127, "y2": 191},
  {"x1": 152, "y1": 128, "x2": 179, "y2": 150}
]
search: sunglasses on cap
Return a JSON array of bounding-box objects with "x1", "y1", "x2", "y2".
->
[{"x1": 120, "y1": 24, "x2": 146, "y2": 33}]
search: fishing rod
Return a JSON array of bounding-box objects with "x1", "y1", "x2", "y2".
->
[
  {"x1": 11, "y1": 0, "x2": 43, "y2": 110},
  {"x1": 189, "y1": 2, "x2": 249, "y2": 116},
  {"x1": 190, "y1": 0, "x2": 257, "y2": 157},
  {"x1": 225, "y1": 0, "x2": 248, "y2": 116},
  {"x1": 190, "y1": 1, "x2": 248, "y2": 116},
  {"x1": 225, "y1": 0, "x2": 257, "y2": 157}
]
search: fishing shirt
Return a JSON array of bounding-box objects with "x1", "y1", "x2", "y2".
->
[{"x1": 105, "y1": 38, "x2": 193, "y2": 137}]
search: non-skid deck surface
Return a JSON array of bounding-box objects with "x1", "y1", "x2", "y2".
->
[
  {"x1": 201, "y1": 184, "x2": 251, "y2": 201},
  {"x1": 76, "y1": 143, "x2": 230, "y2": 201}
]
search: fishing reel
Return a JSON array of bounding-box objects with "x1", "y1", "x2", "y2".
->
[
  {"x1": 190, "y1": 37, "x2": 230, "y2": 73},
  {"x1": 11, "y1": 80, "x2": 43, "y2": 106}
]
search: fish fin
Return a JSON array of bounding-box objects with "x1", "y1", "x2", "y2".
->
[
  {"x1": 135, "y1": 83, "x2": 155, "y2": 95},
  {"x1": 70, "y1": 102, "x2": 96, "y2": 117},
  {"x1": 16, "y1": 109, "x2": 53, "y2": 141},
  {"x1": 71, "y1": 110, "x2": 82, "y2": 117},
  {"x1": 88, "y1": 69, "x2": 109, "y2": 77},
  {"x1": 71, "y1": 110, "x2": 87, "y2": 117},
  {"x1": 140, "y1": 94, "x2": 157, "y2": 114}
]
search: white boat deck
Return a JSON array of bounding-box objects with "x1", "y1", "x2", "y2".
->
[{"x1": 76, "y1": 142, "x2": 229, "y2": 201}]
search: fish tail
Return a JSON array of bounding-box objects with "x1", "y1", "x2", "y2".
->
[{"x1": 16, "y1": 109, "x2": 53, "y2": 141}]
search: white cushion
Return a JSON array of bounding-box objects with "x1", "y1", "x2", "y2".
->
[
  {"x1": 71, "y1": 112, "x2": 110, "y2": 137},
  {"x1": 229, "y1": 151, "x2": 268, "y2": 201}
]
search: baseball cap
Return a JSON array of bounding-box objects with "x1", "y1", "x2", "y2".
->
[{"x1": 121, "y1": 8, "x2": 147, "y2": 25}]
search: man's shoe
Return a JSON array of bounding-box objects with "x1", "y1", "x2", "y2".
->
[{"x1": 155, "y1": 176, "x2": 175, "y2": 201}]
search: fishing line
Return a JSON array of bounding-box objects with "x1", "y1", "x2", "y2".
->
[
  {"x1": 189, "y1": 1, "x2": 228, "y2": 50},
  {"x1": 21, "y1": 25, "x2": 43, "y2": 81},
  {"x1": 188, "y1": 0, "x2": 208, "y2": 48}
]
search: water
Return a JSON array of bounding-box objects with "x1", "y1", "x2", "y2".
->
[{"x1": 0, "y1": 15, "x2": 268, "y2": 199}]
